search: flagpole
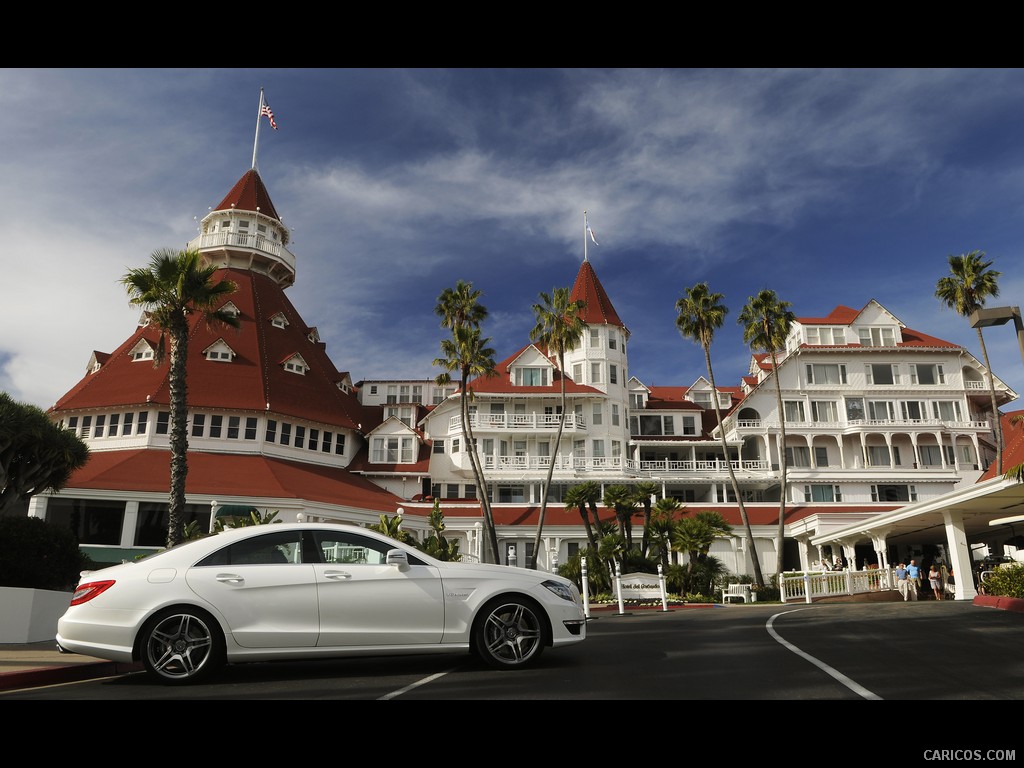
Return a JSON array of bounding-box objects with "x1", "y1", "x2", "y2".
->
[
  {"x1": 252, "y1": 89, "x2": 265, "y2": 171},
  {"x1": 583, "y1": 210, "x2": 589, "y2": 262}
]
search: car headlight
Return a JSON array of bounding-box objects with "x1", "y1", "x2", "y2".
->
[{"x1": 542, "y1": 579, "x2": 576, "y2": 603}]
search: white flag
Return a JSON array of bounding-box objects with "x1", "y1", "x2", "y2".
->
[{"x1": 587, "y1": 225, "x2": 599, "y2": 245}]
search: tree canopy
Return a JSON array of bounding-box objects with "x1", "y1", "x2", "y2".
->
[{"x1": 0, "y1": 392, "x2": 89, "y2": 516}]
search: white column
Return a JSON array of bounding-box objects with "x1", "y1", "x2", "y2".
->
[
  {"x1": 942, "y1": 508, "x2": 977, "y2": 600},
  {"x1": 27, "y1": 495, "x2": 48, "y2": 520},
  {"x1": 121, "y1": 499, "x2": 140, "y2": 548}
]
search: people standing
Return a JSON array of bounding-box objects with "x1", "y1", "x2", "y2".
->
[
  {"x1": 929, "y1": 564, "x2": 943, "y2": 600},
  {"x1": 895, "y1": 562, "x2": 916, "y2": 601},
  {"x1": 907, "y1": 559, "x2": 922, "y2": 598}
]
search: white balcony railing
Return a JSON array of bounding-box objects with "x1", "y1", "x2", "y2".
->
[
  {"x1": 449, "y1": 413, "x2": 586, "y2": 432},
  {"x1": 735, "y1": 418, "x2": 988, "y2": 431},
  {"x1": 190, "y1": 231, "x2": 296, "y2": 274}
]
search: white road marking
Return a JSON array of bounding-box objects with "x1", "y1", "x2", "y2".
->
[{"x1": 767, "y1": 609, "x2": 882, "y2": 700}]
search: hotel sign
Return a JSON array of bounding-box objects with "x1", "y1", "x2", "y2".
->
[{"x1": 618, "y1": 571, "x2": 663, "y2": 599}]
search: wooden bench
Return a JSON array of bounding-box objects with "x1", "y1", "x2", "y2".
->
[{"x1": 722, "y1": 583, "x2": 752, "y2": 604}]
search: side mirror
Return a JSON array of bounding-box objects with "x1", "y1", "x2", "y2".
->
[{"x1": 386, "y1": 549, "x2": 409, "y2": 568}]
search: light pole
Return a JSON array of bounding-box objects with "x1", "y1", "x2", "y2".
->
[{"x1": 969, "y1": 305, "x2": 1024, "y2": 367}]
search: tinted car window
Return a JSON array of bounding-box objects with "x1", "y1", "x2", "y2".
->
[
  {"x1": 196, "y1": 529, "x2": 305, "y2": 566},
  {"x1": 312, "y1": 530, "x2": 428, "y2": 566}
]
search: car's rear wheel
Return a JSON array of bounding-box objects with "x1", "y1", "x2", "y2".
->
[
  {"x1": 140, "y1": 607, "x2": 225, "y2": 684},
  {"x1": 472, "y1": 597, "x2": 546, "y2": 669}
]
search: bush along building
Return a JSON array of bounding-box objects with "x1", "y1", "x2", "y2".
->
[{"x1": 38, "y1": 167, "x2": 1019, "y2": 577}]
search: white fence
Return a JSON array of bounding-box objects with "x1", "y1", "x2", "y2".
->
[{"x1": 781, "y1": 568, "x2": 894, "y2": 603}]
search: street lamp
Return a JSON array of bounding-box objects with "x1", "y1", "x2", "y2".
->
[{"x1": 969, "y1": 305, "x2": 1024, "y2": 366}]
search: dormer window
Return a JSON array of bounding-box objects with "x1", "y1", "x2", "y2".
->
[
  {"x1": 204, "y1": 340, "x2": 236, "y2": 363},
  {"x1": 308, "y1": 327, "x2": 320, "y2": 344},
  {"x1": 515, "y1": 367, "x2": 549, "y2": 386},
  {"x1": 221, "y1": 301, "x2": 240, "y2": 319},
  {"x1": 271, "y1": 312, "x2": 289, "y2": 329},
  {"x1": 858, "y1": 327, "x2": 896, "y2": 346},
  {"x1": 130, "y1": 340, "x2": 155, "y2": 362},
  {"x1": 690, "y1": 391, "x2": 712, "y2": 407},
  {"x1": 806, "y1": 327, "x2": 845, "y2": 345},
  {"x1": 283, "y1": 354, "x2": 308, "y2": 375}
]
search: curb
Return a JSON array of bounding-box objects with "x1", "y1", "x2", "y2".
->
[
  {"x1": 0, "y1": 661, "x2": 143, "y2": 692},
  {"x1": 972, "y1": 594, "x2": 1024, "y2": 614}
]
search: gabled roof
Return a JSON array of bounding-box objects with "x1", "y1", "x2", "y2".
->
[
  {"x1": 51, "y1": 269, "x2": 364, "y2": 429},
  {"x1": 645, "y1": 386, "x2": 705, "y2": 411},
  {"x1": 214, "y1": 169, "x2": 281, "y2": 222},
  {"x1": 798, "y1": 305, "x2": 862, "y2": 325},
  {"x1": 570, "y1": 259, "x2": 627, "y2": 332},
  {"x1": 465, "y1": 347, "x2": 604, "y2": 396},
  {"x1": 980, "y1": 410, "x2": 1024, "y2": 482}
]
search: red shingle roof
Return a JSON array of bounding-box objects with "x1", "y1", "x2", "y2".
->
[
  {"x1": 570, "y1": 259, "x2": 627, "y2": 331},
  {"x1": 64, "y1": 449, "x2": 407, "y2": 513},
  {"x1": 51, "y1": 269, "x2": 364, "y2": 429},
  {"x1": 979, "y1": 410, "x2": 1024, "y2": 482},
  {"x1": 214, "y1": 169, "x2": 281, "y2": 222}
]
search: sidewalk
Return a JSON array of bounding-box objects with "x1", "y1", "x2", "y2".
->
[{"x1": 0, "y1": 641, "x2": 142, "y2": 692}]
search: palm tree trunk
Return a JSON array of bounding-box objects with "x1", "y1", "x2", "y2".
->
[
  {"x1": 771, "y1": 350, "x2": 788, "y2": 580},
  {"x1": 167, "y1": 317, "x2": 190, "y2": 548},
  {"x1": 461, "y1": 388, "x2": 499, "y2": 564},
  {"x1": 705, "y1": 347, "x2": 765, "y2": 588},
  {"x1": 532, "y1": 358, "x2": 567, "y2": 568},
  {"x1": 977, "y1": 328, "x2": 1003, "y2": 475}
]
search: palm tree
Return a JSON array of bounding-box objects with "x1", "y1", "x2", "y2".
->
[
  {"x1": 631, "y1": 480, "x2": 661, "y2": 557},
  {"x1": 738, "y1": 289, "x2": 796, "y2": 580},
  {"x1": 564, "y1": 484, "x2": 601, "y2": 557},
  {"x1": 676, "y1": 282, "x2": 765, "y2": 588},
  {"x1": 671, "y1": 510, "x2": 733, "y2": 594},
  {"x1": 576, "y1": 480, "x2": 605, "y2": 538},
  {"x1": 121, "y1": 248, "x2": 238, "y2": 547},
  {"x1": 602, "y1": 484, "x2": 638, "y2": 550},
  {"x1": 649, "y1": 497, "x2": 682, "y2": 567},
  {"x1": 434, "y1": 281, "x2": 499, "y2": 563},
  {"x1": 529, "y1": 287, "x2": 587, "y2": 568},
  {"x1": 936, "y1": 251, "x2": 1004, "y2": 474}
]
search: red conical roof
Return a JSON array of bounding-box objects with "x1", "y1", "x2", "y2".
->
[
  {"x1": 570, "y1": 259, "x2": 627, "y2": 332},
  {"x1": 52, "y1": 268, "x2": 365, "y2": 430},
  {"x1": 214, "y1": 169, "x2": 281, "y2": 222}
]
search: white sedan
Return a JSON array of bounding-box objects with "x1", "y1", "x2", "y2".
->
[{"x1": 56, "y1": 523, "x2": 587, "y2": 684}]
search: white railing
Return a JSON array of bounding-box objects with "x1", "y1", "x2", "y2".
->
[
  {"x1": 449, "y1": 413, "x2": 586, "y2": 432},
  {"x1": 477, "y1": 455, "x2": 771, "y2": 475},
  {"x1": 739, "y1": 418, "x2": 988, "y2": 431},
  {"x1": 965, "y1": 380, "x2": 988, "y2": 390},
  {"x1": 780, "y1": 568, "x2": 894, "y2": 603},
  {"x1": 191, "y1": 231, "x2": 296, "y2": 274}
]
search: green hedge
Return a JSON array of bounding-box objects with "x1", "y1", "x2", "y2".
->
[
  {"x1": 981, "y1": 564, "x2": 1024, "y2": 599},
  {"x1": 0, "y1": 516, "x2": 92, "y2": 591}
]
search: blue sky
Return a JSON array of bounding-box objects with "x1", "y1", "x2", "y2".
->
[{"x1": 3, "y1": 68, "x2": 1023, "y2": 410}]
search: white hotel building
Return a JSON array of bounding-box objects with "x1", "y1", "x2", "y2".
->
[{"x1": 34, "y1": 167, "x2": 1019, "y2": 579}]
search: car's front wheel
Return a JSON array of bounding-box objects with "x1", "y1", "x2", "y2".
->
[
  {"x1": 140, "y1": 607, "x2": 225, "y2": 684},
  {"x1": 472, "y1": 597, "x2": 546, "y2": 669}
]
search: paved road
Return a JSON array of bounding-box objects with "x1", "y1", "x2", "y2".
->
[{"x1": 3, "y1": 601, "x2": 1021, "y2": 703}]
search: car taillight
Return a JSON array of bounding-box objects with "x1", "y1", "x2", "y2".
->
[{"x1": 70, "y1": 580, "x2": 116, "y2": 606}]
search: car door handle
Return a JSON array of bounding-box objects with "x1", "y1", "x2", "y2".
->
[
  {"x1": 215, "y1": 573, "x2": 245, "y2": 583},
  {"x1": 323, "y1": 570, "x2": 353, "y2": 580}
]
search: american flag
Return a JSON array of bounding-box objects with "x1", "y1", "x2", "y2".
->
[{"x1": 260, "y1": 103, "x2": 278, "y2": 130}]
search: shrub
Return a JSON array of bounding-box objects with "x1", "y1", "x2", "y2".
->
[
  {"x1": 0, "y1": 516, "x2": 92, "y2": 591},
  {"x1": 981, "y1": 563, "x2": 1024, "y2": 599}
]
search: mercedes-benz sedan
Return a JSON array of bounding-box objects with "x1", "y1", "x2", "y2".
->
[{"x1": 56, "y1": 523, "x2": 587, "y2": 684}]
